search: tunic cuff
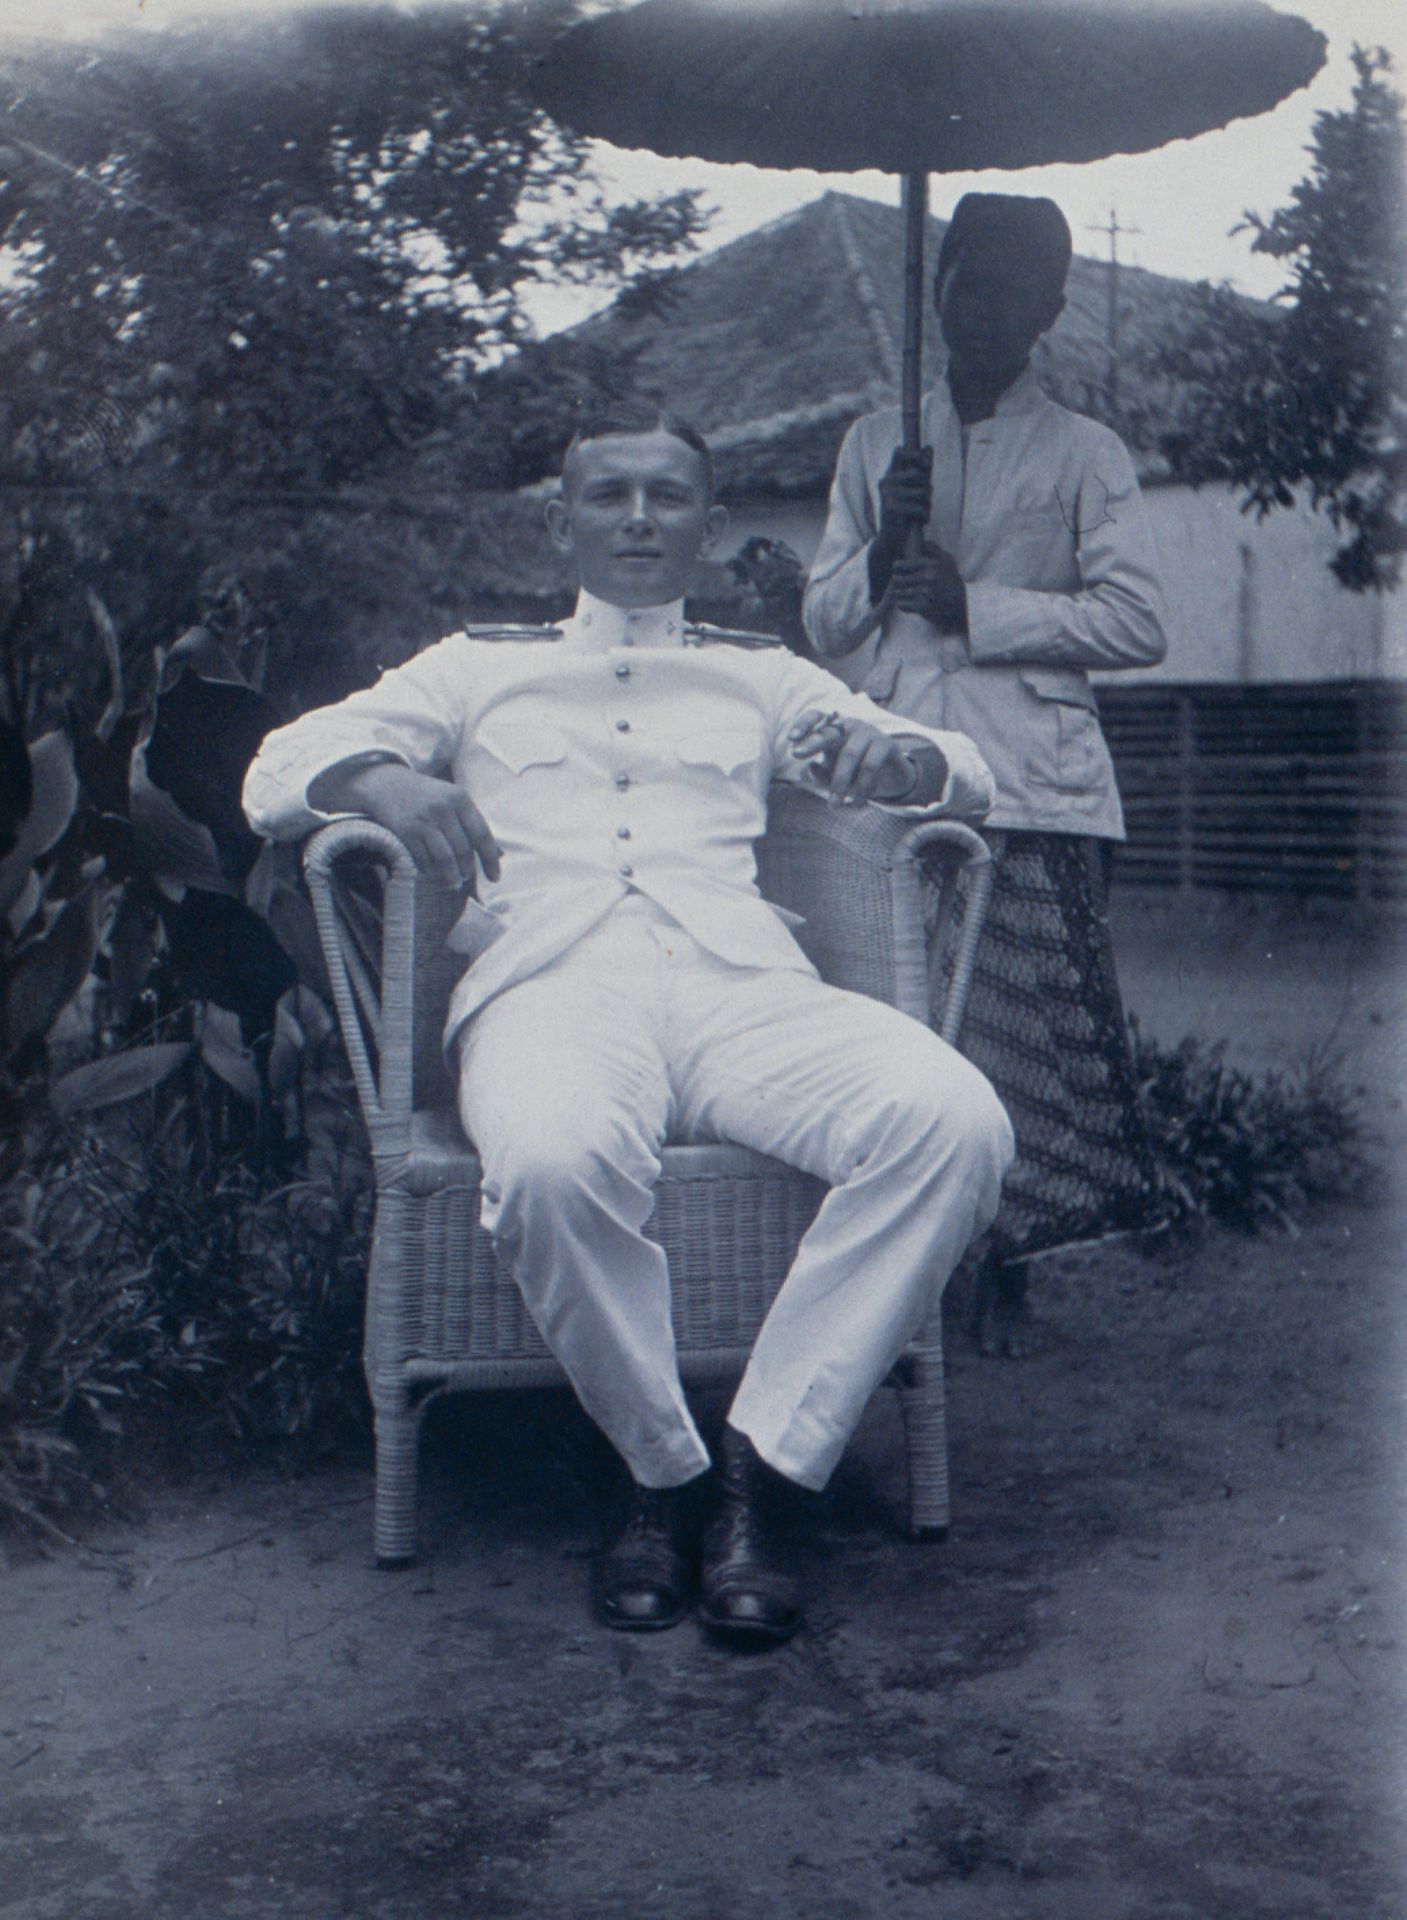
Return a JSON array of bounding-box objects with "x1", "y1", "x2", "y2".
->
[{"x1": 304, "y1": 749, "x2": 411, "y2": 818}]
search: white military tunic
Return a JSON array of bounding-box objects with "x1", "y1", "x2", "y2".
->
[
  {"x1": 244, "y1": 594, "x2": 1013, "y2": 1490},
  {"x1": 245, "y1": 593, "x2": 996, "y2": 1046}
]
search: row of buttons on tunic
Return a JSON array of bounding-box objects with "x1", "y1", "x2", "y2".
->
[
  {"x1": 584, "y1": 605, "x2": 681, "y2": 875},
  {"x1": 616, "y1": 654, "x2": 635, "y2": 876}
]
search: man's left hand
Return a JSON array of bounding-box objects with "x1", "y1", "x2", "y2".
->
[
  {"x1": 888, "y1": 542, "x2": 968, "y2": 633},
  {"x1": 789, "y1": 711, "x2": 924, "y2": 806}
]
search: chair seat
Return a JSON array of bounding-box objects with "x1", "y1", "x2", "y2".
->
[
  {"x1": 393, "y1": 1106, "x2": 822, "y2": 1195},
  {"x1": 376, "y1": 1108, "x2": 828, "y2": 1373}
]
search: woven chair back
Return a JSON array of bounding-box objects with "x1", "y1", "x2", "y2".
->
[
  {"x1": 409, "y1": 877, "x2": 463, "y2": 1109},
  {"x1": 756, "y1": 783, "x2": 901, "y2": 1004}
]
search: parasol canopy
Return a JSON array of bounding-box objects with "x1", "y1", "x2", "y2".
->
[
  {"x1": 531, "y1": 0, "x2": 1328, "y2": 179},
  {"x1": 530, "y1": 0, "x2": 1327, "y2": 453}
]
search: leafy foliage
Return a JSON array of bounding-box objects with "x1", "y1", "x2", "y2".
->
[
  {"x1": 1131, "y1": 1020, "x2": 1365, "y2": 1234},
  {"x1": 0, "y1": 481, "x2": 377, "y2": 1540},
  {"x1": 0, "y1": 2, "x2": 710, "y2": 722},
  {"x1": 0, "y1": 1118, "x2": 370, "y2": 1541},
  {"x1": 721, "y1": 536, "x2": 809, "y2": 653},
  {"x1": 1150, "y1": 47, "x2": 1406, "y2": 591},
  {"x1": 0, "y1": 2, "x2": 706, "y2": 483},
  {"x1": 1, "y1": 603, "x2": 296, "y2": 1139}
]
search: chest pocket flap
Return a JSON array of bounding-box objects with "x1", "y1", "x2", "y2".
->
[
  {"x1": 476, "y1": 722, "x2": 569, "y2": 775},
  {"x1": 1017, "y1": 667, "x2": 1097, "y2": 711},
  {"x1": 668, "y1": 725, "x2": 764, "y2": 775}
]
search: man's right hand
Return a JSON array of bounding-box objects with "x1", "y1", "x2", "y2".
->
[
  {"x1": 313, "y1": 761, "x2": 502, "y2": 887},
  {"x1": 870, "y1": 446, "x2": 933, "y2": 602}
]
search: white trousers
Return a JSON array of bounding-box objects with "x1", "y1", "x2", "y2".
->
[{"x1": 457, "y1": 895, "x2": 1014, "y2": 1492}]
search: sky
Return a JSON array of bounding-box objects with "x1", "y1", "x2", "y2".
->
[{"x1": 2, "y1": 0, "x2": 1403, "y2": 328}]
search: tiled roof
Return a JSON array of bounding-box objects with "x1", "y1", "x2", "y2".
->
[{"x1": 561, "y1": 190, "x2": 1222, "y2": 495}]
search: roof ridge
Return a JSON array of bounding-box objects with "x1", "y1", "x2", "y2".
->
[
  {"x1": 562, "y1": 197, "x2": 822, "y2": 343},
  {"x1": 707, "y1": 389, "x2": 879, "y2": 453},
  {"x1": 721, "y1": 196, "x2": 827, "y2": 252},
  {"x1": 826, "y1": 194, "x2": 899, "y2": 399}
]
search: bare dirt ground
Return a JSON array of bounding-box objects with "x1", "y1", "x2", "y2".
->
[{"x1": 2, "y1": 893, "x2": 1404, "y2": 1920}]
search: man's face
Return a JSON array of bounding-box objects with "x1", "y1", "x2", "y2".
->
[
  {"x1": 936, "y1": 247, "x2": 1064, "y2": 380},
  {"x1": 546, "y1": 429, "x2": 728, "y2": 608}
]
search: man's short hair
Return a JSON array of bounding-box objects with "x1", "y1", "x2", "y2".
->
[
  {"x1": 933, "y1": 192, "x2": 1073, "y2": 301},
  {"x1": 563, "y1": 401, "x2": 716, "y2": 499}
]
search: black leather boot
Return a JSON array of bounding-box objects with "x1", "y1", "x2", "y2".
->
[
  {"x1": 596, "y1": 1477, "x2": 699, "y2": 1631},
  {"x1": 699, "y1": 1427, "x2": 803, "y2": 1644}
]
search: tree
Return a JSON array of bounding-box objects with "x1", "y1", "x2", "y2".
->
[
  {"x1": 1152, "y1": 46, "x2": 1405, "y2": 591},
  {"x1": 1, "y1": 3, "x2": 707, "y2": 486},
  {"x1": 0, "y1": 2, "x2": 710, "y2": 718}
]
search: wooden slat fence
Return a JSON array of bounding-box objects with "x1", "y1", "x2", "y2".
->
[{"x1": 1095, "y1": 681, "x2": 1407, "y2": 904}]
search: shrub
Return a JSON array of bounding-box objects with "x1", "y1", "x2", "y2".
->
[
  {"x1": 126, "y1": 1152, "x2": 372, "y2": 1449},
  {"x1": 1, "y1": 1143, "x2": 159, "y2": 1539},
  {"x1": 0, "y1": 1091, "x2": 371, "y2": 1542},
  {"x1": 0, "y1": 574, "x2": 377, "y2": 1540},
  {"x1": 1131, "y1": 1019, "x2": 1367, "y2": 1234}
]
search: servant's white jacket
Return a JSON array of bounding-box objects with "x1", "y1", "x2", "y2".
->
[
  {"x1": 802, "y1": 368, "x2": 1167, "y2": 839},
  {"x1": 242, "y1": 593, "x2": 995, "y2": 1051}
]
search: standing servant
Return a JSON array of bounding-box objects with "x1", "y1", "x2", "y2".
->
[{"x1": 804, "y1": 194, "x2": 1168, "y2": 1350}]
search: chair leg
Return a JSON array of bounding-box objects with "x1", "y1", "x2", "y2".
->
[
  {"x1": 895, "y1": 1314, "x2": 951, "y2": 1542},
  {"x1": 371, "y1": 1379, "x2": 424, "y2": 1568}
]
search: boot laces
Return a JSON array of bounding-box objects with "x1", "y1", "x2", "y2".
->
[{"x1": 622, "y1": 1485, "x2": 674, "y2": 1545}]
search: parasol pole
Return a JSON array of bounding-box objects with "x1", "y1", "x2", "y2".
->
[
  {"x1": 899, "y1": 169, "x2": 928, "y2": 455},
  {"x1": 900, "y1": 169, "x2": 929, "y2": 561}
]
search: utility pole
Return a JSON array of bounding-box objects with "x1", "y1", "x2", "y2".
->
[{"x1": 1087, "y1": 207, "x2": 1140, "y2": 420}]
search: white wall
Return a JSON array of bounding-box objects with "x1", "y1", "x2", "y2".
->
[
  {"x1": 1138, "y1": 483, "x2": 1403, "y2": 683},
  {"x1": 723, "y1": 482, "x2": 1405, "y2": 683}
]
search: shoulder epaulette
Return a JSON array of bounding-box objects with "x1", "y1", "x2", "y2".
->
[
  {"x1": 459, "y1": 623, "x2": 564, "y2": 642},
  {"x1": 683, "y1": 622, "x2": 783, "y2": 650}
]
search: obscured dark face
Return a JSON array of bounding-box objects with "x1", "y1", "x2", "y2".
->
[
  {"x1": 545, "y1": 429, "x2": 728, "y2": 609},
  {"x1": 935, "y1": 246, "x2": 1065, "y2": 382}
]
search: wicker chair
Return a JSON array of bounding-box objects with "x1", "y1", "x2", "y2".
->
[{"x1": 303, "y1": 782, "x2": 993, "y2": 1565}]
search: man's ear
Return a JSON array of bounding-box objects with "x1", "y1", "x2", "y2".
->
[
  {"x1": 700, "y1": 502, "x2": 729, "y2": 559},
  {"x1": 1040, "y1": 291, "x2": 1066, "y2": 336},
  {"x1": 544, "y1": 493, "x2": 573, "y2": 554}
]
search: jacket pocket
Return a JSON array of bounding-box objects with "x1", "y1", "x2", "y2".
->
[{"x1": 1018, "y1": 668, "x2": 1102, "y2": 792}]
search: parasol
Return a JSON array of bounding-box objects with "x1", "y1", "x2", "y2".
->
[{"x1": 530, "y1": 0, "x2": 1327, "y2": 452}]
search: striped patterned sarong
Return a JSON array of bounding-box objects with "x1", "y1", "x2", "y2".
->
[{"x1": 931, "y1": 829, "x2": 1161, "y2": 1260}]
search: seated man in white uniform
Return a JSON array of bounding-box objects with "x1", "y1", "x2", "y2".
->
[{"x1": 243, "y1": 405, "x2": 1014, "y2": 1644}]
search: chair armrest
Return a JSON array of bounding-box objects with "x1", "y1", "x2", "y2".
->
[
  {"x1": 903, "y1": 818, "x2": 994, "y2": 1045},
  {"x1": 756, "y1": 784, "x2": 991, "y2": 1040},
  {"x1": 303, "y1": 818, "x2": 419, "y2": 1146}
]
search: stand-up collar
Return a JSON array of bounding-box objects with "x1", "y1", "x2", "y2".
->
[
  {"x1": 560, "y1": 591, "x2": 688, "y2": 653},
  {"x1": 938, "y1": 359, "x2": 1044, "y2": 426}
]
